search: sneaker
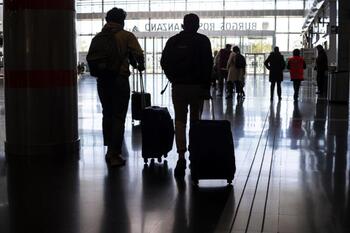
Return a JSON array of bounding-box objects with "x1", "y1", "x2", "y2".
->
[
  {"x1": 174, "y1": 159, "x2": 186, "y2": 178},
  {"x1": 110, "y1": 154, "x2": 126, "y2": 167}
]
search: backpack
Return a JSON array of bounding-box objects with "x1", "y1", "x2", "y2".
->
[
  {"x1": 161, "y1": 34, "x2": 198, "y2": 83},
  {"x1": 86, "y1": 30, "x2": 121, "y2": 77},
  {"x1": 235, "y1": 53, "x2": 246, "y2": 69},
  {"x1": 218, "y1": 49, "x2": 231, "y2": 69}
]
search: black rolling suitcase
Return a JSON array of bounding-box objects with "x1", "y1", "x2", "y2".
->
[
  {"x1": 131, "y1": 71, "x2": 151, "y2": 123},
  {"x1": 189, "y1": 99, "x2": 236, "y2": 185},
  {"x1": 141, "y1": 106, "x2": 174, "y2": 164}
]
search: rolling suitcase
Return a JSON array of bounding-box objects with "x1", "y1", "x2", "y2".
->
[
  {"x1": 141, "y1": 106, "x2": 175, "y2": 164},
  {"x1": 189, "y1": 99, "x2": 236, "y2": 185},
  {"x1": 131, "y1": 70, "x2": 151, "y2": 123}
]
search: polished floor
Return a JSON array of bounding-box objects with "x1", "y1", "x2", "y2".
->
[{"x1": 0, "y1": 73, "x2": 349, "y2": 233}]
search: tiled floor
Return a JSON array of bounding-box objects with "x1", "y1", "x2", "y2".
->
[{"x1": 0, "y1": 73, "x2": 349, "y2": 233}]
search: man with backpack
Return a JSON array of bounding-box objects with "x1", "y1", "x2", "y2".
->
[
  {"x1": 161, "y1": 13, "x2": 213, "y2": 178},
  {"x1": 215, "y1": 44, "x2": 232, "y2": 96},
  {"x1": 227, "y1": 46, "x2": 246, "y2": 99},
  {"x1": 87, "y1": 7, "x2": 145, "y2": 167}
]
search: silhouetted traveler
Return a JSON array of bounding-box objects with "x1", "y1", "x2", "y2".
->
[
  {"x1": 315, "y1": 45, "x2": 328, "y2": 96},
  {"x1": 88, "y1": 7, "x2": 145, "y2": 166},
  {"x1": 287, "y1": 49, "x2": 306, "y2": 101},
  {"x1": 161, "y1": 13, "x2": 213, "y2": 178},
  {"x1": 264, "y1": 46, "x2": 285, "y2": 101},
  {"x1": 227, "y1": 46, "x2": 246, "y2": 100},
  {"x1": 216, "y1": 44, "x2": 232, "y2": 96},
  {"x1": 212, "y1": 50, "x2": 219, "y2": 88}
]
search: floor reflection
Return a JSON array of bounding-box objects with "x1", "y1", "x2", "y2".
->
[
  {"x1": 6, "y1": 157, "x2": 79, "y2": 233},
  {"x1": 0, "y1": 75, "x2": 349, "y2": 233}
]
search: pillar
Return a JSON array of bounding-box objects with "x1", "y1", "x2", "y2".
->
[
  {"x1": 328, "y1": 0, "x2": 337, "y2": 65},
  {"x1": 338, "y1": 0, "x2": 350, "y2": 71},
  {"x1": 4, "y1": 0, "x2": 79, "y2": 157}
]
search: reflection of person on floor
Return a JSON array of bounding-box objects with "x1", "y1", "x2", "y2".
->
[
  {"x1": 101, "y1": 170, "x2": 130, "y2": 233},
  {"x1": 312, "y1": 98, "x2": 327, "y2": 152},
  {"x1": 171, "y1": 180, "x2": 233, "y2": 233},
  {"x1": 289, "y1": 102, "x2": 304, "y2": 149},
  {"x1": 232, "y1": 100, "x2": 245, "y2": 148},
  {"x1": 268, "y1": 101, "x2": 282, "y2": 149}
]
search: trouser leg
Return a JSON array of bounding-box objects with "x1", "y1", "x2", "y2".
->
[
  {"x1": 226, "y1": 81, "x2": 234, "y2": 97},
  {"x1": 97, "y1": 78, "x2": 130, "y2": 154},
  {"x1": 317, "y1": 73, "x2": 324, "y2": 94},
  {"x1": 270, "y1": 81, "x2": 276, "y2": 100},
  {"x1": 293, "y1": 80, "x2": 301, "y2": 100},
  {"x1": 277, "y1": 81, "x2": 282, "y2": 99},
  {"x1": 110, "y1": 79, "x2": 130, "y2": 154}
]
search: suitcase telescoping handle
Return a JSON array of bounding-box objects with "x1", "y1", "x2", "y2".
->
[{"x1": 139, "y1": 70, "x2": 148, "y2": 109}]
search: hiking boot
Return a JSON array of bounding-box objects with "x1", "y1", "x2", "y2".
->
[{"x1": 174, "y1": 159, "x2": 186, "y2": 178}]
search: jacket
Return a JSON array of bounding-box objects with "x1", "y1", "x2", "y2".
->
[
  {"x1": 160, "y1": 31, "x2": 213, "y2": 87},
  {"x1": 315, "y1": 50, "x2": 328, "y2": 74},
  {"x1": 264, "y1": 52, "x2": 285, "y2": 82},
  {"x1": 287, "y1": 56, "x2": 306, "y2": 81},
  {"x1": 102, "y1": 22, "x2": 144, "y2": 78},
  {"x1": 227, "y1": 52, "x2": 245, "y2": 82}
]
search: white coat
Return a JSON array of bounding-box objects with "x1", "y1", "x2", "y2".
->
[{"x1": 226, "y1": 52, "x2": 245, "y2": 82}]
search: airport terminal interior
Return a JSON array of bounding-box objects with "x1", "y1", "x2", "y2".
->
[{"x1": 0, "y1": 0, "x2": 349, "y2": 233}]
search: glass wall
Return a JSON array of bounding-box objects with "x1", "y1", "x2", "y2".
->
[{"x1": 76, "y1": 0, "x2": 306, "y2": 73}]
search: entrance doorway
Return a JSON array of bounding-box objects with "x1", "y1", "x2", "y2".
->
[{"x1": 245, "y1": 53, "x2": 266, "y2": 75}]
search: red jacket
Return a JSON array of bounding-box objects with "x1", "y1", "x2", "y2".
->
[{"x1": 287, "y1": 56, "x2": 306, "y2": 80}]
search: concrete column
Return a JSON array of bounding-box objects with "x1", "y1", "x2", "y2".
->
[
  {"x1": 328, "y1": 0, "x2": 337, "y2": 65},
  {"x1": 4, "y1": 0, "x2": 79, "y2": 157},
  {"x1": 338, "y1": 0, "x2": 350, "y2": 71}
]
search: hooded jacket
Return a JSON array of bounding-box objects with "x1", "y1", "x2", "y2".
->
[{"x1": 101, "y1": 22, "x2": 144, "y2": 78}]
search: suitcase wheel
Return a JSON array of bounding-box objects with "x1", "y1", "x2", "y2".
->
[
  {"x1": 143, "y1": 158, "x2": 148, "y2": 164},
  {"x1": 157, "y1": 157, "x2": 162, "y2": 163}
]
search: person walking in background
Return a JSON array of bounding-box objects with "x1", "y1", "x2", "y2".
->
[
  {"x1": 315, "y1": 45, "x2": 328, "y2": 96},
  {"x1": 264, "y1": 46, "x2": 285, "y2": 101},
  {"x1": 227, "y1": 46, "x2": 246, "y2": 100},
  {"x1": 161, "y1": 13, "x2": 213, "y2": 178},
  {"x1": 87, "y1": 7, "x2": 145, "y2": 166},
  {"x1": 216, "y1": 44, "x2": 232, "y2": 97},
  {"x1": 212, "y1": 50, "x2": 219, "y2": 88},
  {"x1": 287, "y1": 49, "x2": 306, "y2": 102}
]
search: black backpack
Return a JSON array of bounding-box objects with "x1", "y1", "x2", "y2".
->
[
  {"x1": 86, "y1": 30, "x2": 122, "y2": 77},
  {"x1": 161, "y1": 34, "x2": 198, "y2": 83},
  {"x1": 235, "y1": 53, "x2": 246, "y2": 69}
]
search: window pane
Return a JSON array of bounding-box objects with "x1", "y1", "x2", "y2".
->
[{"x1": 276, "y1": 34, "x2": 288, "y2": 52}]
